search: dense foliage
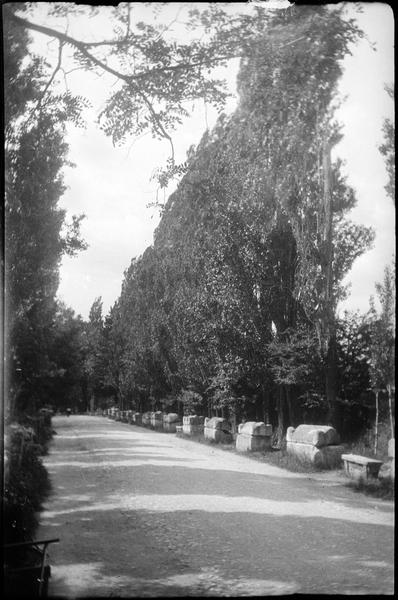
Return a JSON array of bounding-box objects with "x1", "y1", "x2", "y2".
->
[
  {"x1": 4, "y1": 6, "x2": 87, "y2": 420},
  {"x1": 83, "y1": 6, "x2": 384, "y2": 443},
  {"x1": 4, "y1": 3, "x2": 393, "y2": 448},
  {"x1": 4, "y1": 5, "x2": 87, "y2": 548}
]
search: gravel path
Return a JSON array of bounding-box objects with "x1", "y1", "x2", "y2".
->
[{"x1": 38, "y1": 415, "x2": 394, "y2": 597}]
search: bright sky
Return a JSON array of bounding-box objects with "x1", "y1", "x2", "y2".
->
[{"x1": 25, "y1": 2, "x2": 395, "y2": 319}]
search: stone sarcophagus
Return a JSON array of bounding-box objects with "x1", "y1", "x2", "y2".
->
[
  {"x1": 182, "y1": 415, "x2": 205, "y2": 436},
  {"x1": 132, "y1": 412, "x2": 142, "y2": 425},
  {"x1": 163, "y1": 413, "x2": 180, "y2": 433},
  {"x1": 151, "y1": 411, "x2": 163, "y2": 428},
  {"x1": 204, "y1": 417, "x2": 232, "y2": 443},
  {"x1": 388, "y1": 438, "x2": 395, "y2": 481},
  {"x1": 121, "y1": 410, "x2": 129, "y2": 423},
  {"x1": 236, "y1": 421, "x2": 272, "y2": 452},
  {"x1": 141, "y1": 412, "x2": 151, "y2": 426},
  {"x1": 286, "y1": 424, "x2": 344, "y2": 468}
]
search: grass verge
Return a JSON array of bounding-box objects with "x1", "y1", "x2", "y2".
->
[{"x1": 346, "y1": 475, "x2": 394, "y2": 500}]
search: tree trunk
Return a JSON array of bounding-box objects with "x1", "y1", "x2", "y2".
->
[
  {"x1": 275, "y1": 387, "x2": 284, "y2": 448},
  {"x1": 325, "y1": 334, "x2": 337, "y2": 425},
  {"x1": 387, "y1": 384, "x2": 395, "y2": 438},
  {"x1": 323, "y1": 139, "x2": 337, "y2": 427},
  {"x1": 374, "y1": 390, "x2": 379, "y2": 455},
  {"x1": 263, "y1": 387, "x2": 270, "y2": 425},
  {"x1": 286, "y1": 386, "x2": 294, "y2": 427}
]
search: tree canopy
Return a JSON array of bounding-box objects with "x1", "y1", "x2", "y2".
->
[{"x1": 77, "y1": 5, "x2": 379, "y2": 441}]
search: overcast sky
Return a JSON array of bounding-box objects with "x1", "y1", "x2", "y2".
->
[{"x1": 26, "y1": 2, "x2": 395, "y2": 320}]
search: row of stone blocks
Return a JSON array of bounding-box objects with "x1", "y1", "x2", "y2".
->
[
  {"x1": 180, "y1": 415, "x2": 273, "y2": 451},
  {"x1": 102, "y1": 410, "x2": 394, "y2": 477},
  {"x1": 105, "y1": 410, "x2": 274, "y2": 451},
  {"x1": 104, "y1": 408, "x2": 181, "y2": 432}
]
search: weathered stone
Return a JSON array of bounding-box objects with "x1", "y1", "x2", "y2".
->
[
  {"x1": 204, "y1": 417, "x2": 232, "y2": 443},
  {"x1": 388, "y1": 438, "x2": 395, "y2": 458},
  {"x1": 287, "y1": 441, "x2": 345, "y2": 468},
  {"x1": 141, "y1": 412, "x2": 151, "y2": 426},
  {"x1": 236, "y1": 421, "x2": 272, "y2": 452},
  {"x1": 162, "y1": 413, "x2": 180, "y2": 432},
  {"x1": 342, "y1": 453, "x2": 384, "y2": 481},
  {"x1": 132, "y1": 412, "x2": 142, "y2": 425},
  {"x1": 388, "y1": 439, "x2": 395, "y2": 481},
  {"x1": 150, "y1": 411, "x2": 163, "y2": 428},
  {"x1": 238, "y1": 421, "x2": 272, "y2": 436},
  {"x1": 182, "y1": 415, "x2": 204, "y2": 436},
  {"x1": 286, "y1": 424, "x2": 340, "y2": 447},
  {"x1": 163, "y1": 413, "x2": 179, "y2": 423},
  {"x1": 121, "y1": 411, "x2": 129, "y2": 423}
]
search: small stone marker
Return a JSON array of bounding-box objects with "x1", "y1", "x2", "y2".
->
[
  {"x1": 236, "y1": 421, "x2": 272, "y2": 452},
  {"x1": 341, "y1": 453, "x2": 384, "y2": 481}
]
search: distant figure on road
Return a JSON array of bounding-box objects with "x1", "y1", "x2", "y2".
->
[{"x1": 66, "y1": 408, "x2": 72, "y2": 417}]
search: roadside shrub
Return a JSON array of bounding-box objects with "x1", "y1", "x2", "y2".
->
[{"x1": 4, "y1": 424, "x2": 51, "y2": 543}]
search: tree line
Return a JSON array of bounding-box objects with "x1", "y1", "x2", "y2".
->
[
  {"x1": 4, "y1": 4, "x2": 394, "y2": 447},
  {"x1": 79, "y1": 7, "x2": 394, "y2": 445}
]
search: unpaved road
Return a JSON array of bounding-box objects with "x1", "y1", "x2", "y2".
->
[{"x1": 38, "y1": 415, "x2": 394, "y2": 597}]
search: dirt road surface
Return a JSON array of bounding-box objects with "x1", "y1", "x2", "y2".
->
[{"x1": 37, "y1": 415, "x2": 394, "y2": 597}]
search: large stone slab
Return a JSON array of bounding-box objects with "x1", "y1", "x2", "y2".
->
[
  {"x1": 132, "y1": 412, "x2": 142, "y2": 425},
  {"x1": 182, "y1": 415, "x2": 204, "y2": 436},
  {"x1": 286, "y1": 424, "x2": 340, "y2": 447},
  {"x1": 141, "y1": 412, "x2": 151, "y2": 426},
  {"x1": 388, "y1": 438, "x2": 395, "y2": 458},
  {"x1": 388, "y1": 438, "x2": 395, "y2": 481},
  {"x1": 236, "y1": 421, "x2": 272, "y2": 452},
  {"x1": 163, "y1": 413, "x2": 180, "y2": 433},
  {"x1": 204, "y1": 417, "x2": 232, "y2": 443},
  {"x1": 163, "y1": 413, "x2": 179, "y2": 423},
  {"x1": 287, "y1": 441, "x2": 345, "y2": 468},
  {"x1": 151, "y1": 411, "x2": 164, "y2": 428}
]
